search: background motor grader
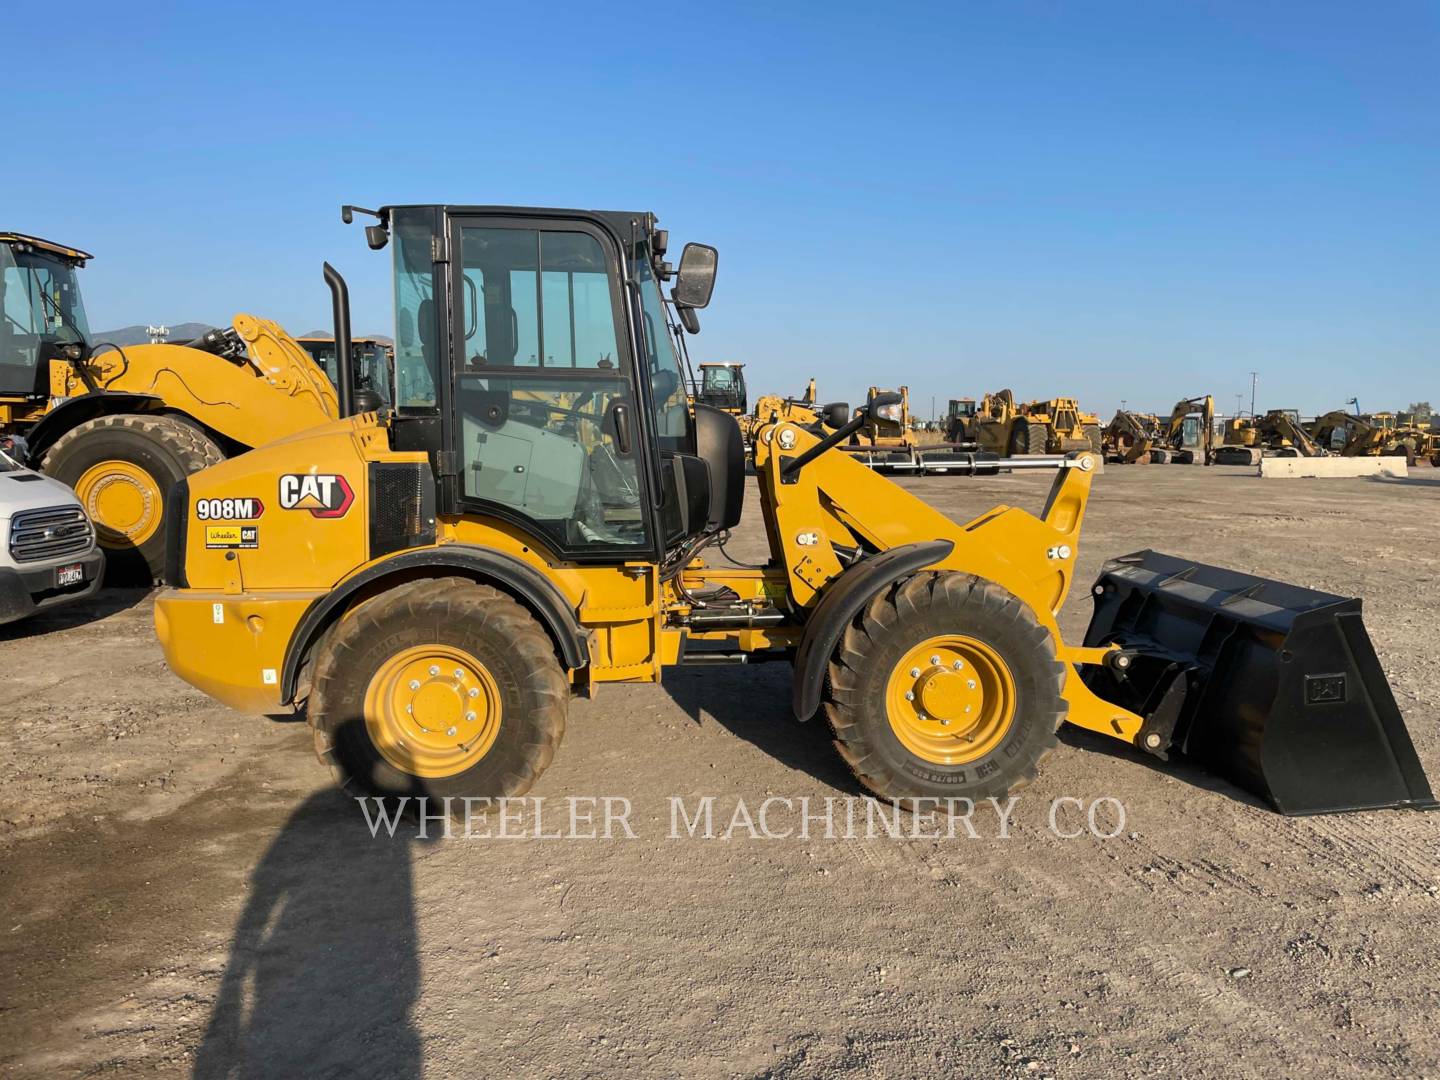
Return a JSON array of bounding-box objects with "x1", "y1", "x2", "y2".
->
[
  {"x1": 0, "y1": 231, "x2": 345, "y2": 579},
  {"x1": 154, "y1": 203, "x2": 1433, "y2": 817}
]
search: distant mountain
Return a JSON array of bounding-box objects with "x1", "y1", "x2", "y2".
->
[
  {"x1": 90, "y1": 322, "x2": 216, "y2": 346},
  {"x1": 91, "y1": 324, "x2": 393, "y2": 346}
]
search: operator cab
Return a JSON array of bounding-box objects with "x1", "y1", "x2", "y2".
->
[
  {"x1": 296, "y1": 335, "x2": 394, "y2": 409},
  {"x1": 0, "y1": 234, "x2": 92, "y2": 398},
  {"x1": 346, "y1": 204, "x2": 742, "y2": 566},
  {"x1": 693, "y1": 361, "x2": 747, "y2": 414}
]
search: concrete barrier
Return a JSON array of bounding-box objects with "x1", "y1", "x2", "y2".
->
[{"x1": 1259, "y1": 456, "x2": 1408, "y2": 479}]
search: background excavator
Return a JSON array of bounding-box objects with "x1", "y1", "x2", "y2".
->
[
  {"x1": 1215, "y1": 409, "x2": 1322, "y2": 465},
  {"x1": 1149, "y1": 395, "x2": 1215, "y2": 464},
  {"x1": 153, "y1": 201, "x2": 1433, "y2": 819},
  {"x1": 1, "y1": 231, "x2": 347, "y2": 579},
  {"x1": 1101, "y1": 410, "x2": 1162, "y2": 463}
]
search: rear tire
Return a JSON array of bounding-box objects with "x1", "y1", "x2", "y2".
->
[
  {"x1": 43, "y1": 413, "x2": 224, "y2": 584},
  {"x1": 309, "y1": 577, "x2": 568, "y2": 802},
  {"x1": 823, "y1": 572, "x2": 1066, "y2": 802},
  {"x1": 1083, "y1": 423, "x2": 1103, "y2": 452},
  {"x1": 1008, "y1": 420, "x2": 1047, "y2": 456}
]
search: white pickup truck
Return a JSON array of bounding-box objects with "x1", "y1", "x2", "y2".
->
[{"x1": 0, "y1": 447, "x2": 103, "y2": 625}]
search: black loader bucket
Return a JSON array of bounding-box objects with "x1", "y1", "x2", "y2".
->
[{"x1": 1083, "y1": 550, "x2": 1436, "y2": 815}]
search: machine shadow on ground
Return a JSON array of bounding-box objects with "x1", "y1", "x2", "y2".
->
[
  {"x1": 660, "y1": 664, "x2": 863, "y2": 794},
  {"x1": 1056, "y1": 724, "x2": 1271, "y2": 812},
  {"x1": 0, "y1": 587, "x2": 149, "y2": 642},
  {"x1": 192, "y1": 787, "x2": 427, "y2": 1080}
]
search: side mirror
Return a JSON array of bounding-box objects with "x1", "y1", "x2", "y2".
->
[
  {"x1": 365, "y1": 225, "x2": 389, "y2": 250},
  {"x1": 677, "y1": 307, "x2": 700, "y2": 335},
  {"x1": 672, "y1": 243, "x2": 718, "y2": 309}
]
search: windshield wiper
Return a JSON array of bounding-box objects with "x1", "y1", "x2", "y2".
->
[{"x1": 30, "y1": 270, "x2": 86, "y2": 343}]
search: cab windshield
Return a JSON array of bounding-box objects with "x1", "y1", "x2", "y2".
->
[
  {"x1": 1, "y1": 245, "x2": 90, "y2": 379},
  {"x1": 632, "y1": 246, "x2": 687, "y2": 441}
]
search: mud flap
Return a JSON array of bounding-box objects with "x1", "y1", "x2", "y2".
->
[{"x1": 1082, "y1": 550, "x2": 1437, "y2": 815}]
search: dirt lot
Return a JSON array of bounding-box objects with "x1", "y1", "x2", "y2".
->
[{"x1": 2, "y1": 465, "x2": 1437, "y2": 1078}]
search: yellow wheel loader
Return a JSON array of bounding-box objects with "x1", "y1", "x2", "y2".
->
[
  {"x1": 1, "y1": 232, "x2": 346, "y2": 580},
  {"x1": 153, "y1": 203, "x2": 1434, "y2": 816}
]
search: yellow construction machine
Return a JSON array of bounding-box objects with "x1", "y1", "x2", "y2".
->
[
  {"x1": 1, "y1": 232, "x2": 348, "y2": 579},
  {"x1": 691, "y1": 361, "x2": 747, "y2": 416},
  {"x1": 1214, "y1": 409, "x2": 1322, "y2": 465},
  {"x1": 740, "y1": 378, "x2": 829, "y2": 445},
  {"x1": 974, "y1": 391, "x2": 1102, "y2": 457},
  {"x1": 153, "y1": 202, "x2": 1434, "y2": 817},
  {"x1": 942, "y1": 397, "x2": 978, "y2": 446},
  {"x1": 296, "y1": 335, "x2": 394, "y2": 409},
  {"x1": 1309, "y1": 410, "x2": 1419, "y2": 460},
  {"x1": 1100, "y1": 410, "x2": 1162, "y2": 463},
  {"x1": 1149, "y1": 395, "x2": 1215, "y2": 464}
]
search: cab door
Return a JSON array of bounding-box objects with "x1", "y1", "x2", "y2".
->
[{"x1": 446, "y1": 217, "x2": 655, "y2": 560}]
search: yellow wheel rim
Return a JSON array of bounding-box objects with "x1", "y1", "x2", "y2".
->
[
  {"x1": 885, "y1": 635, "x2": 1016, "y2": 765},
  {"x1": 363, "y1": 644, "x2": 502, "y2": 779},
  {"x1": 74, "y1": 460, "x2": 163, "y2": 548}
]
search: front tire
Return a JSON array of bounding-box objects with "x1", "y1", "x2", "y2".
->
[
  {"x1": 309, "y1": 578, "x2": 568, "y2": 801},
  {"x1": 43, "y1": 413, "x2": 223, "y2": 583},
  {"x1": 824, "y1": 572, "x2": 1065, "y2": 802}
]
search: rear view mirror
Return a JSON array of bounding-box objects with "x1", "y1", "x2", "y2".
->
[{"x1": 673, "y1": 243, "x2": 718, "y2": 309}]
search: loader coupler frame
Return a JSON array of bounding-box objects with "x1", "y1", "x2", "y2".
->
[{"x1": 1081, "y1": 550, "x2": 1437, "y2": 815}]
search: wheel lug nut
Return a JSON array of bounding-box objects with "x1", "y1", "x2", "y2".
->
[
  {"x1": 409, "y1": 680, "x2": 420, "y2": 690},
  {"x1": 952, "y1": 660, "x2": 963, "y2": 671},
  {"x1": 910, "y1": 667, "x2": 920, "y2": 677},
  {"x1": 967, "y1": 679, "x2": 977, "y2": 690},
  {"x1": 465, "y1": 711, "x2": 476, "y2": 722},
  {"x1": 940, "y1": 718, "x2": 950, "y2": 726},
  {"x1": 446, "y1": 726, "x2": 457, "y2": 737},
  {"x1": 930, "y1": 655, "x2": 941, "y2": 666},
  {"x1": 428, "y1": 665, "x2": 440, "y2": 676},
  {"x1": 964, "y1": 705, "x2": 972, "y2": 714},
  {"x1": 468, "y1": 688, "x2": 479, "y2": 698},
  {"x1": 406, "y1": 705, "x2": 413, "y2": 714},
  {"x1": 453, "y1": 668, "x2": 464, "y2": 679},
  {"x1": 904, "y1": 691, "x2": 915, "y2": 701}
]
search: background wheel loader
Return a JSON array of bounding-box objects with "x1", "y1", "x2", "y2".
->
[
  {"x1": 154, "y1": 202, "x2": 1434, "y2": 817},
  {"x1": 0, "y1": 232, "x2": 350, "y2": 580}
]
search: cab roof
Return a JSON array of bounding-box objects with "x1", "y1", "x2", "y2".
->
[
  {"x1": 377, "y1": 204, "x2": 656, "y2": 239},
  {"x1": 0, "y1": 233, "x2": 92, "y2": 263}
]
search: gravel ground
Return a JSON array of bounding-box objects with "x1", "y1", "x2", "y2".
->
[{"x1": 1, "y1": 464, "x2": 1437, "y2": 1078}]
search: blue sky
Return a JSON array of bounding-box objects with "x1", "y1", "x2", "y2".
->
[{"x1": 7, "y1": 0, "x2": 1436, "y2": 417}]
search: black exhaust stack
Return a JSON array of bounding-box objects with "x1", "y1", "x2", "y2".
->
[
  {"x1": 323, "y1": 261, "x2": 355, "y2": 417},
  {"x1": 1083, "y1": 550, "x2": 1436, "y2": 815}
]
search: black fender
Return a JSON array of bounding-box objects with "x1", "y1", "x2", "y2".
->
[
  {"x1": 791, "y1": 539, "x2": 955, "y2": 721},
  {"x1": 23, "y1": 391, "x2": 164, "y2": 464},
  {"x1": 279, "y1": 545, "x2": 591, "y2": 703}
]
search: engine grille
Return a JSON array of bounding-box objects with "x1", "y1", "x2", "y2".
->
[{"x1": 8, "y1": 505, "x2": 93, "y2": 563}]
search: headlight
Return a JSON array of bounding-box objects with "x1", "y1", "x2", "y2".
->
[{"x1": 874, "y1": 403, "x2": 904, "y2": 424}]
